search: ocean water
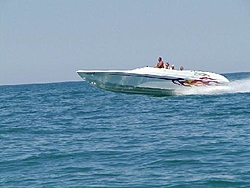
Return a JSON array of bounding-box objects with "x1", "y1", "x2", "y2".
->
[{"x1": 1, "y1": 72, "x2": 250, "y2": 187}]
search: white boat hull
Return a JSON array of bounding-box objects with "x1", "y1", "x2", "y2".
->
[{"x1": 76, "y1": 67, "x2": 229, "y2": 95}]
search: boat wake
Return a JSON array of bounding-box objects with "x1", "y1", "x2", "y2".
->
[{"x1": 175, "y1": 78, "x2": 250, "y2": 96}]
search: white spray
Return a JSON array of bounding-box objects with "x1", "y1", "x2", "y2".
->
[{"x1": 175, "y1": 78, "x2": 250, "y2": 96}]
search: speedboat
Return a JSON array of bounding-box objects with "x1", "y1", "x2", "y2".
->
[{"x1": 76, "y1": 67, "x2": 229, "y2": 95}]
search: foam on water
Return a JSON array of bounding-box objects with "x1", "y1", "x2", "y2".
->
[{"x1": 175, "y1": 78, "x2": 250, "y2": 96}]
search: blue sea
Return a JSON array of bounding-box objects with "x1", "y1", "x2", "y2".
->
[{"x1": 1, "y1": 72, "x2": 250, "y2": 187}]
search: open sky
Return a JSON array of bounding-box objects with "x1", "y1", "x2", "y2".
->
[{"x1": 1, "y1": 0, "x2": 250, "y2": 85}]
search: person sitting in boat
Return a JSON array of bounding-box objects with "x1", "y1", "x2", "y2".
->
[
  {"x1": 155, "y1": 57, "x2": 164, "y2": 68},
  {"x1": 180, "y1": 66, "x2": 184, "y2": 71},
  {"x1": 165, "y1": 62, "x2": 170, "y2": 69},
  {"x1": 170, "y1": 64, "x2": 175, "y2": 70}
]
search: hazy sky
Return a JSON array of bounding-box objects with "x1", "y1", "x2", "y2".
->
[{"x1": 1, "y1": 0, "x2": 250, "y2": 85}]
